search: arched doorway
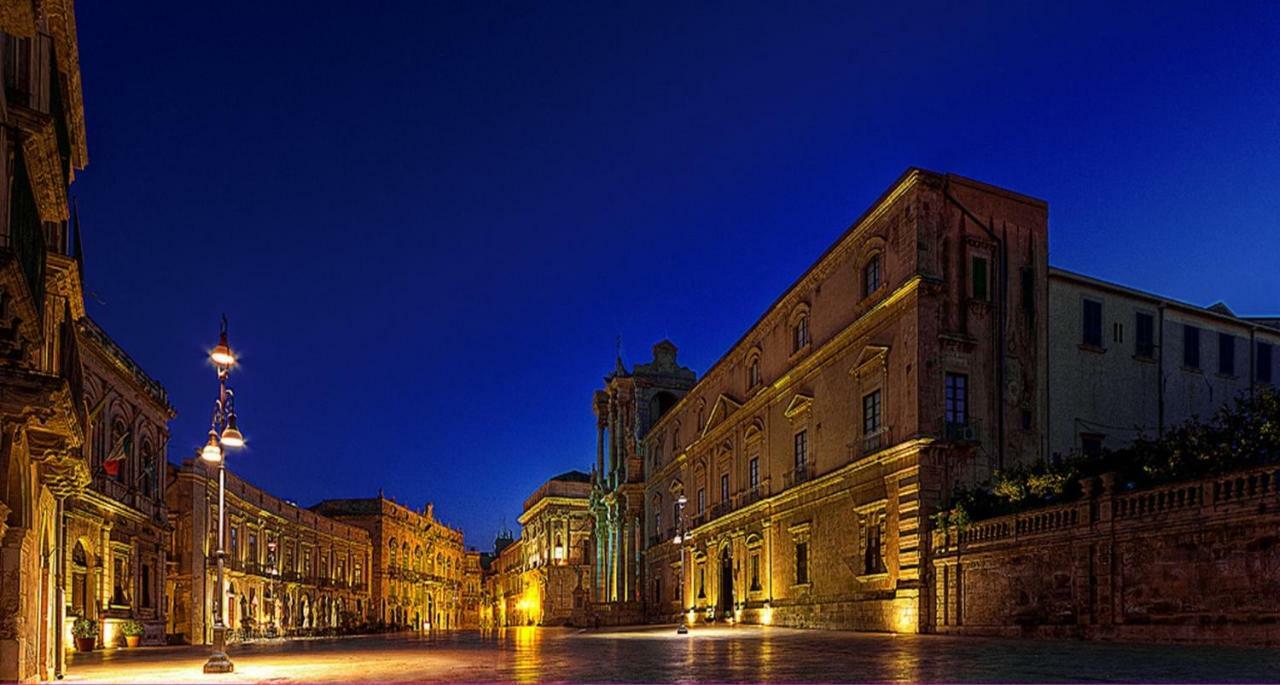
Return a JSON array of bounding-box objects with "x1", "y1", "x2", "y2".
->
[{"x1": 718, "y1": 545, "x2": 734, "y2": 619}]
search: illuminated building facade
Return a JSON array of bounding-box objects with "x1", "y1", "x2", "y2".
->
[
  {"x1": 166, "y1": 461, "x2": 372, "y2": 644},
  {"x1": 0, "y1": 0, "x2": 109, "y2": 680},
  {"x1": 66, "y1": 318, "x2": 173, "y2": 649},
  {"x1": 459, "y1": 549, "x2": 482, "y2": 629},
  {"x1": 481, "y1": 532, "x2": 524, "y2": 627},
  {"x1": 617, "y1": 170, "x2": 1049, "y2": 631},
  {"x1": 589, "y1": 342, "x2": 694, "y2": 622},
  {"x1": 310, "y1": 496, "x2": 467, "y2": 630},
  {"x1": 516, "y1": 470, "x2": 593, "y2": 625}
]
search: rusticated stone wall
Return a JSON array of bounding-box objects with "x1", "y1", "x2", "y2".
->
[{"x1": 930, "y1": 467, "x2": 1280, "y2": 645}]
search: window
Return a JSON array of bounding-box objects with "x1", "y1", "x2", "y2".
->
[
  {"x1": 748, "y1": 357, "x2": 761, "y2": 388},
  {"x1": 697, "y1": 488, "x2": 705, "y2": 514},
  {"x1": 748, "y1": 457, "x2": 759, "y2": 490},
  {"x1": 795, "y1": 542, "x2": 809, "y2": 584},
  {"x1": 863, "y1": 519, "x2": 885, "y2": 575},
  {"x1": 750, "y1": 552, "x2": 761, "y2": 591},
  {"x1": 863, "y1": 254, "x2": 881, "y2": 296},
  {"x1": 248, "y1": 532, "x2": 258, "y2": 566},
  {"x1": 792, "y1": 315, "x2": 810, "y2": 353},
  {"x1": 945, "y1": 373, "x2": 968, "y2": 425},
  {"x1": 230, "y1": 527, "x2": 239, "y2": 559},
  {"x1": 1259, "y1": 342, "x2": 1274, "y2": 383},
  {"x1": 862, "y1": 390, "x2": 882, "y2": 435},
  {"x1": 673, "y1": 501, "x2": 681, "y2": 527},
  {"x1": 141, "y1": 564, "x2": 152, "y2": 608},
  {"x1": 720, "y1": 473, "x2": 729, "y2": 502},
  {"x1": 793, "y1": 430, "x2": 808, "y2": 473},
  {"x1": 1183, "y1": 325, "x2": 1200, "y2": 369},
  {"x1": 1135, "y1": 312, "x2": 1155, "y2": 358},
  {"x1": 971, "y1": 256, "x2": 989, "y2": 301},
  {"x1": 1219, "y1": 333, "x2": 1235, "y2": 375},
  {"x1": 1113, "y1": 322, "x2": 1124, "y2": 344},
  {"x1": 1082, "y1": 299, "x2": 1103, "y2": 347},
  {"x1": 654, "y1": 510, "x2": 662, "y2": 538}
]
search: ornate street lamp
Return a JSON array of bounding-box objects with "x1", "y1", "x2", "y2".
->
[{"x1": 202, "y1": 315, "x2": 245, "y2": 674}]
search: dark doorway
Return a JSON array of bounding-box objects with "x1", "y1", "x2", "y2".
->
[{"x1": 719, "y1": 546, "x2": 734, "y2": 618}]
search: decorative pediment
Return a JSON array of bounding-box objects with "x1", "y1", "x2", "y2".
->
[
  {"x1": 743, "y1": 418, "x2": 765, "y2": 442},
  {"x1": 850, "y1": 344, "x2": 890, "y2": 380},
  {"x1": 701, "y1": 393, "x2": 742, "y2": 437},
  {"x1": 667, "y1": 479, "x2": 684, "y2": 495},
  {"x1": 783, "y1": 393, "x2": 814, "y2": 420}
]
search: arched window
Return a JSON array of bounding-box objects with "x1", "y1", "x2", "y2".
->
[
  {"x1": 792, "y1": 314, "x2": 809, "y2": 353},
  {"x1": 388, "y1": 539, "x2": 398, "y2": 567},
  {"x1": 863, "y1": 253, "x2": 882, "y2": 297},
  {"x1": 402, "y1": 543, "x2": 409, "y2": 569}
]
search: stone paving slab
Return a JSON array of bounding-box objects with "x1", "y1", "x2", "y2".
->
[{"x1": 63, "y1": 625, "x2": 1280, "y2": 683}]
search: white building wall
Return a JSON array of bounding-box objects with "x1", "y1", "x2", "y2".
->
[{"x1": 1048, "y1": 268, "x2": 1279, "y2": 459}]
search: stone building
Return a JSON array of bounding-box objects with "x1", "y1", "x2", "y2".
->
[
  {"x1": 0, "y1": 0, "x2": 102, "y2": 680},
  {"x1": 66, "y1": 318, "x2": 173, "y2": 648},
  {"x1": 609, "y1": 169, "x2": 1049, "y2": 632},
  {"x1": 1047, "y1": 267, "x2": 1280, "y2": 459},
  {"x1": 589, "y1": 342, "x2": 695, "y2": 622},
  {"x1": 516, "y1": 470, "x2": 593, "y2": 626},
  {"x1": 480, "y1": 531, "x2": 523, "y2": 627},
  {"x1": 459, "y1": 549, "x2": 482, "y2": 629},
  {"x1": 165, "y1": 460, "x2": 372, "y2": 644},
  {"x1": 310, "y1": 496, "x2": 467, "y2": 631}
]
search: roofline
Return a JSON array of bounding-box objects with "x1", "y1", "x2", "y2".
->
[
  {"x1": 1049, "y1": 267, "x2": 1280, "y2": 330},
  {"x1": 644, "y1": 167, "x2": 1034, "y2": 439}
]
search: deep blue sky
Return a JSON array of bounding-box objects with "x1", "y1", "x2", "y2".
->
[{"x1": 73, "y1": 2, "x2": 1279, "y2": 549}]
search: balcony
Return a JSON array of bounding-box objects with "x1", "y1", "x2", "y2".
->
[
  {"x1": 944, "y1": 420, "x2": 981, "y2": 444},
  {"x1": 710, "y1": 500, "x2": 732, "y2": 520},
  {"x1": 738, "y1": 484, "x2": 765, "y2": 507},
  {"x1": 784, "y1": 463, "x2": 815, "y2": 489},
  {"x1": 90, "y1": 474, "x2": 162, "y2": 520},
  {"x1": 859, "y1": 426, "x2": 893, "y2": 458}
]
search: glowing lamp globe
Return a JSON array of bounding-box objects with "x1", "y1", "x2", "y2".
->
[
  {"x1": 210, "y1": 332, "x2": 235, "y2": 367},
  {"x1": 220, "y1": 415, "x2": 245, "y2": 448},
  {"x1": 201, "y1": 433, "x2": 223, "y2": 463}
]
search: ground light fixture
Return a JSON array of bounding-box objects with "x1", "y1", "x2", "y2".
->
[{"x1": 203, "y1": 315, "x2": 246, "y2": 674}]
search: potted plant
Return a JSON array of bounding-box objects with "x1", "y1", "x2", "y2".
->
[
  {"x1": 72, "y1": 617, "x2": 97, "y2": 652},
  {"x1": 121, "y1": 619, "x2": 145, "y2": 648}
]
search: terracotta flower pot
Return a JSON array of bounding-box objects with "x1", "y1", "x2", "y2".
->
[
  {"x1": 125, "y1": 635, "x2": 141, "y2": 648},
  {"x1": 75, "y1": 636, "x2": 96, "y2": 652}
]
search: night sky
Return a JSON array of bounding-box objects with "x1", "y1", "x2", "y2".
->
[{"x1": 71, "y1": 2, "x2": 1279, "y2": 549}]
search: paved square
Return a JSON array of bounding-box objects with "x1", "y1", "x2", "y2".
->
[{"x1": 64, "y1": 626, "x2": 1280, "y2": 683}]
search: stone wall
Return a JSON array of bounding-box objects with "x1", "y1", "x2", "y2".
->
[{"x1": 930, "y1": 466, "x2": 1280, "y2": 645}]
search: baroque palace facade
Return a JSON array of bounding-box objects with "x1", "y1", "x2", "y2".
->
[
  {"x1": 593, "y1": 169, "x2": 1050, "y2": 632},
  {"x1": 479, "y1": 471, "x2": 595, "y2": 628},
  {"x1": 166, "y1": 460, "x2": 374, "y2": 644},
  {"x1": 311, "y1": 496, "x2": 470, "y2": 631}
]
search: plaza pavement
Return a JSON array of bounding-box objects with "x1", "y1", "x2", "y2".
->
[{"x1": 63, "y1": 624, "x2": 1280, "y2": 683}]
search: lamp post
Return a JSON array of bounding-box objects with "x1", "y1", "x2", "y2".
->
[
  {"x1": 674, "y1": 494, "x2": 689, "y2": 635},
  {"x1": 202, "y1": 315, "x2": 245, "y2": 674}
]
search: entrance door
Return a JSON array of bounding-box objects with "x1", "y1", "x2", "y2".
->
[{"x1": 719, "y1": 547, "x2": 734, "y2": 618}]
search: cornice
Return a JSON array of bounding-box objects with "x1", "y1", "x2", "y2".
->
[{"x1": 643, "y1": 171, "x2": 925, "y2": 442}]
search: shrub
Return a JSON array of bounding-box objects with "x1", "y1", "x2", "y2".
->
[
  {"x1": 121, "y1": 619, "x2": 145, "y2": 637},
  {"x1": 72, "y1": 617, "x2": 97, "y2": 639}
]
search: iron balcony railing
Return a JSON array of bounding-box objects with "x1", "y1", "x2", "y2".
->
[
  {"x1": 944, "y1": 420, "x2": 981, "y2": 444},
  {"x1": 784, "y1": 463, "x2": 815, "y2": 489}
]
